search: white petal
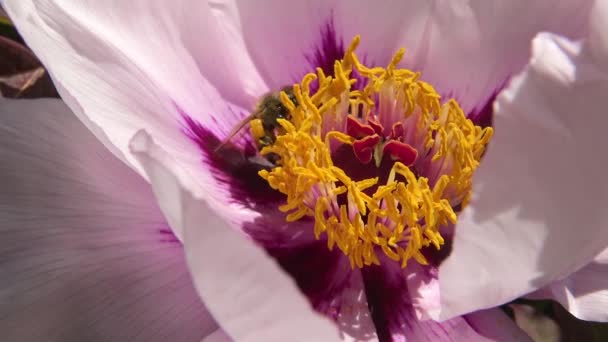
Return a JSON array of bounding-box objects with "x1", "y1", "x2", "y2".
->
[
  {"x1": 360, "y1": 261, "x2": 530, "y2": 341},
  {"x1": 130, "y1": 131, "x2": 340, "y2": 341},
  {"x1": 0, "y1": 99, "x2": 216, "y2": 341},
  {"x1": 233, "y1": 0, "x2": 434, "y2": 89},
  {"x1": 4, "y1": 0, "x2": 313, "y2": 242},
  {"x1": 438, "y1": 0, "x2": 608, "y2": 320},
  {"x1": 233, "y1": 0, "x2": 593, "y2": 116},
  {"x1": 465, "y1": 308, "x2": 534, "y2": 342},
  {"x1": 396, "y1": 0, "x2": 594, "y2": 115},
  {"x1": 3, "y1": 0, "x2": 266, "y2": 183},
  {"x1": 202, "y1": 329, "x2": 232, "y2": 342},
  {"x1": 529, "y1": 247, "x2": 608, "y2": 322},
  {"x1": 335, "y1": 270, "x2": 378, "y2": 341}
]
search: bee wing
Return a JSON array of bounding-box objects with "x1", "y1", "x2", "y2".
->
[{"x1": 214, "y1": 112, "x2": 258, "y2": 152}]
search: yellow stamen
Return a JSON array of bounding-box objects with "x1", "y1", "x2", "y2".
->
[{"x1": 257, "y1": 35, "x2": 493, "y2": 268}]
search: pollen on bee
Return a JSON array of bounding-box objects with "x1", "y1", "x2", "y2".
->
[{"x1": 250, "y1": 118, "x2": 265, "y2": 141}]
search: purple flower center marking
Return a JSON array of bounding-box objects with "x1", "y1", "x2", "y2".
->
[
  {"x1": 304, "y1": 15, "x2": 368, "y2": 92},
  {"x1": 182, "y1": 115, "x2": 284, "y2": 206},
  {"x1": 159, "y1": 227, "x2": 180, "y2": 244},
  {"x1": 256, "y1": 36, "x2": 493, "y2": 269},
  {"x1": 305, "y1": 16, "x2": 345, "y2": 81}
]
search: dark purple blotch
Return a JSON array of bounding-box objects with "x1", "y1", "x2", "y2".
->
[
  {"x1": 362, "y1": 263, "x2": 413, "y2": 341},
  {"x1": 420, "y1": 235, "x2": 454, "y2": 268},
  {"x1": 181, "y1": 115, "x2": 284, "y2": 207},
  {"x1": 182, "y1": 114, "x2": 357, "y2": 323},
  {"x1": 159, "y1": 227, "x2": 180, "y2": 244},
  {"x1": 305, "y1": 16, "x2": 345, "y2": 81},
  {"x1": 468, "y1": 91, "x2": 499, "y2": 128},
  {"x1": 178, "y1": 16, "x2": 375, "y2": 207},
  {"x1": 266, "y1": 242, "x2": 349, "y2": 316},
  {"x1": 304, "y1": 15, "x2": 369, "y2": 92}
]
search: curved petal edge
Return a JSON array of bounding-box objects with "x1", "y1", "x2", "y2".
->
[
  {"x1": 130, "y1": 130, "x2": 340, "y2": 341},
  {"x1": 437, "y1": 0, "x2": 608, "y2": 321}
]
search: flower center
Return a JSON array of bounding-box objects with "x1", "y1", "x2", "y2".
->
[{"x1": 255, "y1": 36, "x2": 492, "y2": 268}]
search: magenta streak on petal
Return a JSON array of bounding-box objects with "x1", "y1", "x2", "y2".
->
[
  {"x1": 305, "y1": 14, "x2": 345, "y2": 82},
  {"x1": 361, "y1": 263, "x2": 413, "y2": 341},
  {"x1": 303, "y1": 15, "x2": 369, "y2": 92},
  {"x1": 266, "y1": 242, "x2": 351, "y2": 317},
  {"x1": 467, "y1": 91, "x2": 499, "y2": 128},
  {"x1": 181, "y1": 114, "x2": 284, "y2": 206},
  {"x1": 179, "y1": 106, "x2": 357, "y2": 329},
  {"x1": 419, "y1": 222, "x2": 456, "y2": 268},
  {"x1": 159, "y1": 227, "x2": 181, "y2": 244},
  {"x1": 458, "y1": 78, "x2": 509, "y2": 128},
  {"x1": 181, "y1": 112, "x2": 352, "y2": 323},
  {"x1": 181, "y1": 113, "x2": 318, "y2": 250},
  {"x1": 361, "y1": 261, "x2": 484, "y2": 342},
  {"x1": 421, "y1": 237, "x2": 453, "y2": 269}
]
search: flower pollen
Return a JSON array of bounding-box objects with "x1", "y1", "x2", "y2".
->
[{"x1": 257, "y1": 36, "x2": 493, "y2": 268}]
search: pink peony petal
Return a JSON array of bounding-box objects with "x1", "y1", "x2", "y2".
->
[
  {"x1": 465, "y1": 307, "x2": 534, "y2": 342},
  {"x1": 201, "y1": 329, "x2": 232, "y2": 342},
  {"x1": 3, "y1": 0, "x2": 299, "y2": 242},
  {"x1": 234, "y1": 0, "x2": 593, "y2": 118},
  {"x1": 361, "y1": 260, "x2": 530, "y2": 341},
  {"x1": 234, "y1": 0, "x2": 434, "y2": 89},
  {"x1": 333, "y1": 269, "x2": 378, "y2": 341},
  {"x1": 3, "y1": 0, "x2": 266, "y2": 166},
  {"x1": 529, "y1": 247, "x2": 608, "y2": 322},
  {"x1": 395, "y1": 0, "x2": 594, "y2": 116},
  {"x1": 4, "y1": 0, "x2": 335, "y2": 247},
  {"x1": 0, "y1": 99, "x2": 218, "y2": 341},
  {"x1": 438, "y1": 0, "x2": 608, "y2": 320}
]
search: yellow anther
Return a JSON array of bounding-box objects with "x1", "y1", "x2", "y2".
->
[
  {"x1": 316, "y1": 67, "x2": 327, "y2": 83},
  {"x1": 286, "y1": 207, "x2": 310, "y2": 222},
  {"x1": 276, "y1": 118, "x2": 296, "y2": 133},
  {"x1": 333, "y1": 61, "x2": 351, "y2": 95},
  {"x1": 387, "y1": 48, "x2": 405, "y2": 75},
  {"x1": 326, "y1": 131, "x2": 354, "y2": 146},
  {"x1": 343, "y1": 35, "x2": 361, "y2": 69},
  {"x1": 318, "y1": 97, "x2": 339, "y2": 115},
  {"x1": 257, "y1": 36, "x2": 491, "y2": 268},
  {"x1": 355, "y1": 178, "x2": 379, "y2": 191},
  {"x1": 373, "y1": 183, "x2": 397, "y2": 199},
  {"x1": 382, "y1": 244, "x2": 401, "y2": 261},
  {"x1": 432, "y1": 175, "x2": 450, "y2": 200},
  {"x1": 301, "y1": 74, "x2": 317, "y2": 96},
  {"x1": 279, "y1": 90, "x2": 296, "y2": 112}
]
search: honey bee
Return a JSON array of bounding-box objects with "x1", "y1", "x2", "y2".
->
[{"x1": 215, "y1": 86, "x2": 297, "y2": 159}]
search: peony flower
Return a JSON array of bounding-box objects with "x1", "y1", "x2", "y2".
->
[
  {"x1": 0, "y1": 97, "x2": 522, "y2": 340},
  {"x1": 2, "y1": 0, "x2": 608, "y2": 340}
]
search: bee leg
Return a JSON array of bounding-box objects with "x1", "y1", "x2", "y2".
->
[
  {"x1": 247, "y1": 155, "x2": 276, "y2": 169},
  {"x1": 256, "y1": 136, "x2": 281, "y2": 166},
  {"x1": 257, "y1": 135, "x2": 274, "y2": 149}
]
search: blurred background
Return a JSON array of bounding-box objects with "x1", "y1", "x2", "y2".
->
[
  {"x1": 0, "y1": 8, "x2": 58, "y2": 99},
  {"x1": 1, "y1": 6, "x2": 607, "y2": 342}
]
